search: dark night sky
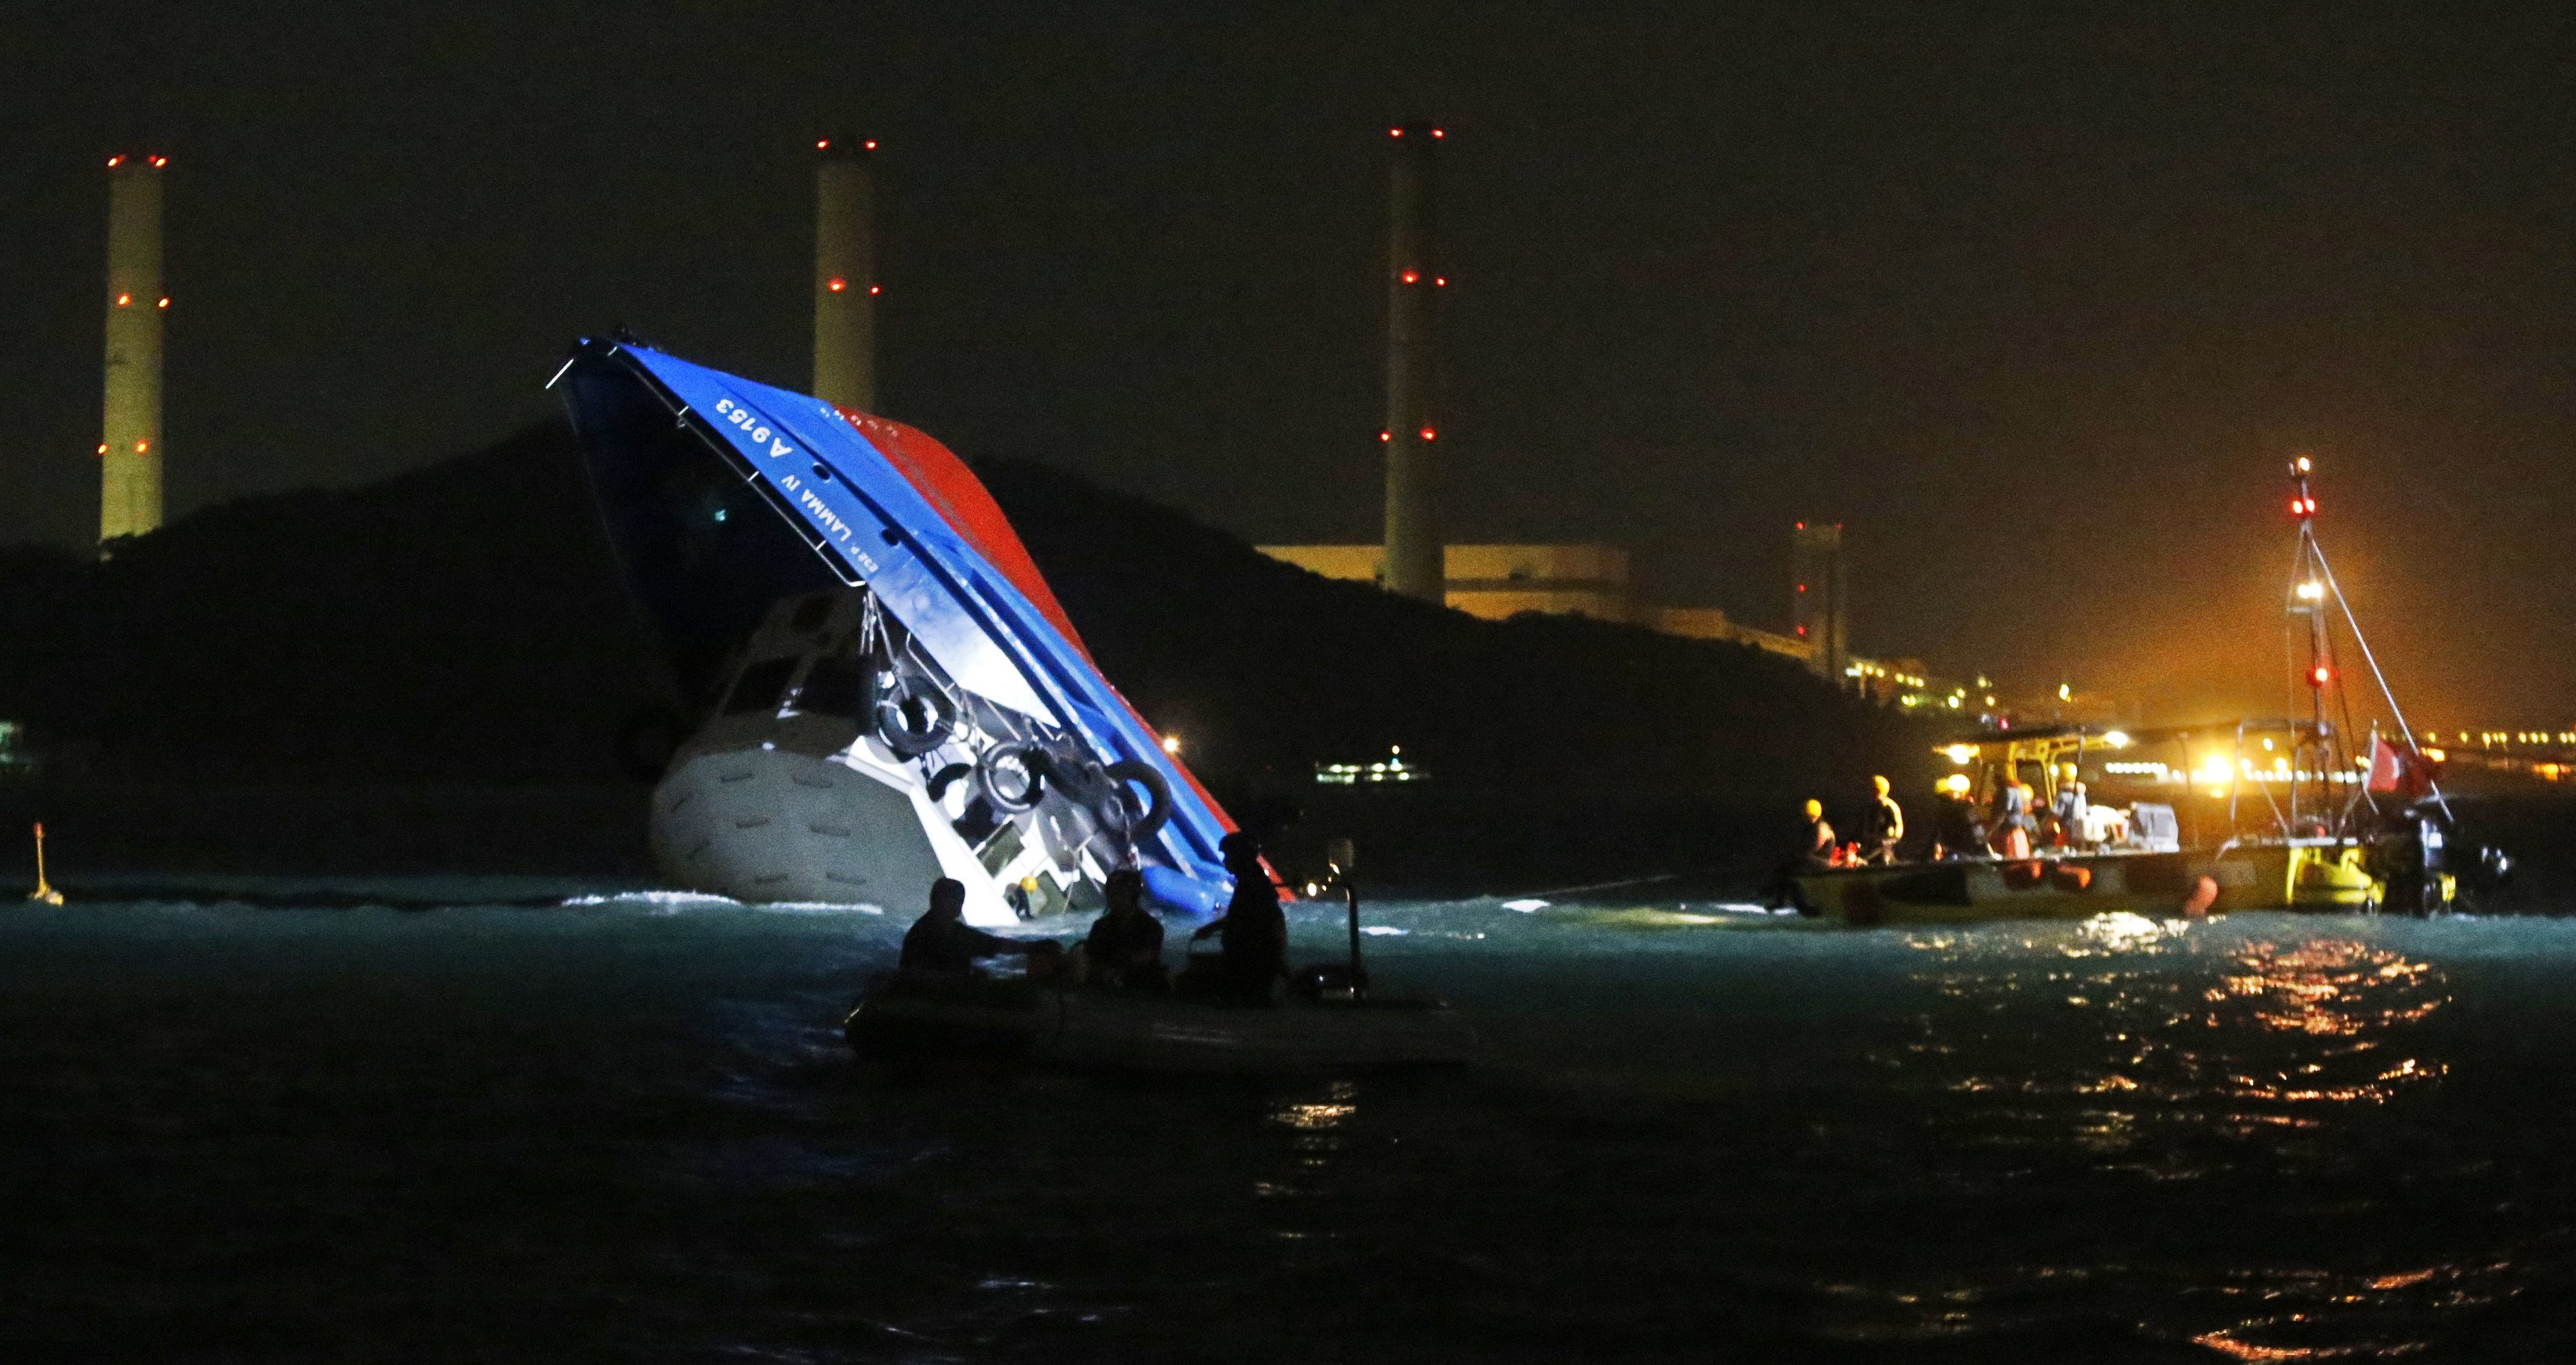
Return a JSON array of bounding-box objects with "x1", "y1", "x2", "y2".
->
[{"x1": 5, "y1": 2, "x2": 2571, "y2": 726}]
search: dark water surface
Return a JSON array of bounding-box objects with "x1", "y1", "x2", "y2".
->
[{"x1": 6, "y1": 887, "x2": 2576, "y2": 1362}]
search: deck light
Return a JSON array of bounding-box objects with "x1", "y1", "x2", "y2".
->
[
  {"x1": 1944, "y1": 744, "x2": 1978, "y2": 764},
  {"x1": 1161, "y1": 734, "x2": 1183, "y2": 756},
  {"x1": 2295, "y1": 581, "x2": 2323, "y2": 601},
  {"x1": 2103, "y1": 731, "x2": 2131, "y2": 748}
]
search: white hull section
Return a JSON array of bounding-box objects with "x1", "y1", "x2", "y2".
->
[
  {"x1": 652, "y1": 746, "x2": 939, "y2": 912},
  {"x1": 648, "y1": 590, "x2": 1154, "y2": 928},
  {"x1": 652, "y1": 739, "x2": 1056, "y2": 928}
]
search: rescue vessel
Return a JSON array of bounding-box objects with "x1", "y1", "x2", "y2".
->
[{"x1": 1791, "y1": 458, "x2": 2505, "y2": 924}]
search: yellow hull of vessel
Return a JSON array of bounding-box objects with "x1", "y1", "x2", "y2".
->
[{"x1": 2209, "y1": 842, "x2": 2383, "y2": 912}]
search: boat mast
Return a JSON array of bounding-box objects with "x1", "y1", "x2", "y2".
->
[
  {"x1": 2287, "y1": 457, "x2": 2329, "y2": 832},
  {"x1": 2284, "y1": 456, "x2": 2454, "y2": 828}
]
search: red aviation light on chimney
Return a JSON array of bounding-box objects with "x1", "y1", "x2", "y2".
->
[
  {"x1": 96, "y1": 443, "x2": 107, "y2": 456},
  {"x1": 115, "y1": 294, "x2": 131, "y2": 307},
  {"x1": 107, "y1": 155, "x2": 125, "y2": 168},
  {"x1": 1433, "y1": 276, "x2": 1447, "y2": 286},
  {"x1": 864, "y1": 140, "x2": 877, "y2": 151},
  {"x1": 1796, "y1": 583, "x2": 1808, "y2": 594},
  {"x1": 150, "y1": 156, "x2": 167, "y2": 169},
  {"x1": 1401, "y1": 270, "x2": 1419, "y2": 285},
  {"x1": 1378, "y1": 430, "x2": 1390, "y2": 442},
  {"x1": 868, "y1": 284, "x2": 881, "y2": 295},
  {"x1": 827, "y1": 277, "x2": 847, "y2": 292},
  {"x1": 1389, "y1": 126, "x2": 1404, "y2": 138},
  {"x1": 816, "y1": 138, "x2": 830, "y2": 149},
  {"x1": 1418, "y1": 427, "x2": 1437, "y2": 441},
  {"x1": 1796, "y1": 625, "x2": 1808, "y2": 636},
  {"x1": 1431, "y1": 128, "x2": 1444, "y2": 138},
  {"x1": 156, "y1": 297, "x2": 169, "y2": 310}
]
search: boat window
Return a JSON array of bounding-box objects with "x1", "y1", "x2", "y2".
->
[
  {"x1": 798, "y1": 655, "x2": 872, "y2": 718},
  {"x1": 789, "y1": 596, "x2": 832, "y2": 633},
  {"x1": 723, "y1": 658, "x2": 798, "y2": 716}
]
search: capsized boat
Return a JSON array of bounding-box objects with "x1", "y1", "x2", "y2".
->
[
  {"x1": 845, "y1": 971, "x2": 1477, "y2": 1076},
  {"x1": 551, "y1": 337, "x2": 1243, "y2": 924}
]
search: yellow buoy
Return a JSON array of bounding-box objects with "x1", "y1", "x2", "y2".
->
[{"x1": 27, "y1": 822, "x2": 64, "y2": 906}]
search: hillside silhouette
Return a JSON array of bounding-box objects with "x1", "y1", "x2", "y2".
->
[{"x1": 0, "y1": 420, "x2": 1934, "y2": 884}]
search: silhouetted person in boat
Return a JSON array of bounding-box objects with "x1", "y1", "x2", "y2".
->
[
  {"x1": 1800, "y1": 799, "x2": 1837, "y2": 866},
  {"x1": 1084, "y1": 867, "x2": 1166, "y2": 990},
  {"x1": 1931, "y1": 780, "x2": 1983, "y2": 861},
  {"x1": 1768, "y1": 799, "x2": 1840, "y2": 908},
  {"x1": 1863, "y1": 775, "x2": 1906, "y2": 864},
  {"x1": 900, "y1": 877, "x2": 1051, "y2": 975},
  {"x1": 2053, "y1": 779, "x2": 2090, "y2": 848},
  {"x1": 1190, "y1": 832, "x2": 1287, "y2": 1004},
  {"x1": 1992, "y1": 772, "x2": 2036, "y2": 859}
]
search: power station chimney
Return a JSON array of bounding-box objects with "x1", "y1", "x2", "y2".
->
[
  {"x1": 100, "y1": 152, "x2": 169, "y2": 546},
  {"x1": 812, "y1": 136, "x2": 877, "y2": 412},
  {"x1": 1790, "y1": 521, "x2": 1850, "y2": 684},
  {"x1": 1382, "y1": 122, "x2": 1444, "y2": 603}
]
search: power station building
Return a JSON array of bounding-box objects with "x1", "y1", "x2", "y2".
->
[
  {"x1": 100, "y1": 152, "x2": 169, "y2": 546},
  {"x1": 1253, "y1": 539, "x2": 1817, "y2": 663}
]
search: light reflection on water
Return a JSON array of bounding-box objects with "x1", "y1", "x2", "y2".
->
[
  {"x1": 1798, "y1": 913, "x2": 2494, "y2": 1358},
  {"x1": 5, "y1": 894, "x2": 2576, "y2": 1360}
]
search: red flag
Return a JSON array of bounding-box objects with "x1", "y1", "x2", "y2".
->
[{"x1": 2366, "y1": 737, "x2": 2434, "y2": 797}]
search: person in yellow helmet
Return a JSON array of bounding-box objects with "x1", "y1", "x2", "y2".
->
[
  {"x1": 1862, "y1": 775, "x2": 1905, "y2": 863},
  {"x1": 1800, "y1": 798, "x2": 1837, "y2": 865}
]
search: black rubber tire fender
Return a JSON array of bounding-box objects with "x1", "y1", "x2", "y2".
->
[
  {"x1": 977, "y1": 740, "x2": 1051, "y2": 814},
  {"x1": 1101, "y1": 759, "x2": 1174, "y2": 842},
  {"x1": 874, "y1": 670, "x2": 956, "y2": 757},
  {"x1": 925, "y1": 761, "x2": 975, "y2": 802}
]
